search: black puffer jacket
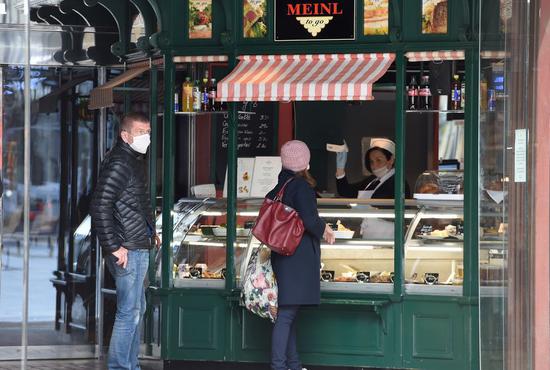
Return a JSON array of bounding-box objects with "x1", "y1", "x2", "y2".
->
[{"x1": 91, "y1": 139, "x2": 154, "y2": 254}]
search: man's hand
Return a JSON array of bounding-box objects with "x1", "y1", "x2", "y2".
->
[
  {"x1": 323, "y1": 224, "x2": 336, "y2": 244},
  {"x1": 154, "y1": 234, "x2": 161, "y2": 249},
  {"x1": 112, "y1": 247, "x2": 128, "y2": 269}
]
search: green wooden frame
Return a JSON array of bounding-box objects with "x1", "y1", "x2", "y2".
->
[{"x1": 148, "y1": 1, "x2": 484, "y2": 369}]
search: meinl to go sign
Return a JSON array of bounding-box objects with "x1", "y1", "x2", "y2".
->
[{"x1": 275, "y1": 0, "x2": 355, "y2": 41}]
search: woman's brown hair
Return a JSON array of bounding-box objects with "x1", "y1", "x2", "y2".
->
[{"x1": 295, "y1": 169, "x2": 317, "y2": 188}]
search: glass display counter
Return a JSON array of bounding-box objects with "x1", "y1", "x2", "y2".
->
[{"x1": 154, "y1": 197, "x2": 506, "y2": 295}]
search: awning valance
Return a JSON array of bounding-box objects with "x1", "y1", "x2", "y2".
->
[
  {"x1": 217, "y1": 53, "x2": 395, "y2": 102},
  {"x1": 89, "y1": 66, "x2": 150, "y2": 110},
  {"x1": 405, "y1": 50, "x2": 465, "y2": 62},
  {"x1": 480, "y1": 50, "x2": 510, "y2": 59},
  {"x1": 173, "y1": 55, "x2": 228, "y2": 63}
]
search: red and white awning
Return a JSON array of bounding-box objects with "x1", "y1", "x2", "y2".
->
[
  {"x1": 174, "y1": 55, "x2": 228, "y2": 63},
  {"x1": 405, "y1": 50, "x2": 465, "y2": 62},
  {"x1": 217, "y1": 53, "x2": 395, "y2": 102},
  {"x1": 480, "y1": 50, "x2": 510, "y2": 59}
]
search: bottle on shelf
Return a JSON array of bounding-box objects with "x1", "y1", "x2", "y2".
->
[
  {"x1": 174, "y1": 89, "x2": 180, "y2": 112},
  {"x1": 407, "y1": 75, "x2": 418, "y2": 110},
  {"x1": 451, "y1": 74, "x2": 461, "y2": 110},
  {"x1": 192, "y1": 80, "x2": 201, "y2": 112},
  {"x1": 460, "y1": 78, "x2": 466, "y2": 109},
  {"x1": 201, "y1": 71, "x2": 210, "y2": 111},
  {"x1": 208, "y1": 78, "x2": 217, "y2": 111},
  {"x1": 419, "y1": 75, "x2": 432, "y2": 110},
  {"x1": 182, "y1": 77, "x2": 194, "y2": 112}
]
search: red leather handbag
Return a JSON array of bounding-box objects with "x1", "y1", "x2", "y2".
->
[{"x1": 252, "y1": 178, "x2": 305, "y2": 256}]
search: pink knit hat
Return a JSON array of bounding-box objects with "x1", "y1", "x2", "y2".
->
[{"x1": 280, "y1": 140, "x2": 310, "y2": 172}]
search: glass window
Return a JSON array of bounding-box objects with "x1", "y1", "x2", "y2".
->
[
  {"x1": 239, "y1": 198, "x2": 402, "y2": 293},
  {"x1": 404, "y1": 57, "x2": 465, "y2": 295}
]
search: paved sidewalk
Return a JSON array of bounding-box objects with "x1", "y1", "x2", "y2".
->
[
  {"x1": 0, "y1": 359, "x2": 386, "y2": 370},
  {"x1": 0, "y1": 358, "x2": 162, "y2": 370}
]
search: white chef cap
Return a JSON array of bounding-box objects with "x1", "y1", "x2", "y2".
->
[{"x1": 369, "y1": 138, "x2": 395, "y2": 156}]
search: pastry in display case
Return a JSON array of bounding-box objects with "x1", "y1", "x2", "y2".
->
[
  {"x1": 154, "y1": 198, "x2": 261, "y2": 288},
  {"x1": 154, "y1": 195, "x2": 506, "y2": 293},
  {"x1": 243, "y1": 198, "x2": 402, "y2": 293},
  {"x1": 404, "y1": 200, "x2": 465, "y2": 294}
]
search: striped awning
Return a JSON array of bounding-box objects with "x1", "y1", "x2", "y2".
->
[
  {"x1": 89, "y1": 66, "x2": 149, "y2": 110},
  {"x1": 480, "y1": 50, "x2": 510, "y2": 59},
  {"x1": 174, "y1": 55, "x2": 228, "y2": 63},
  {"x1": 217, "y1": 53, "x2": 395, "y2": 102},
  {"x1": 405, "y1": 50, "x2": 465, "y2": 62}
]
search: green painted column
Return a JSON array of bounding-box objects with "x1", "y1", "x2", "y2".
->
[
  {"x1": 149, "y1": 63, "x2": 159, "y2": 283},
  {"x1": 145, "y1": 62, "x2": 158, "y2": 355},
  {"x1": 464, "y1": 47, "x2": 480, "y2": 370},
  {"x1": 393, "y1": 51, "x2": 405, "y2": 299},
  {"x1": 463, "y1": 47, "x2": 480, "y2": 299},
  {"x1": 161, "y1": 54, "x2": 175, "y2": 289},
  {"x1": 225, "y1": 103, "x2": 237, "y2": 291}
]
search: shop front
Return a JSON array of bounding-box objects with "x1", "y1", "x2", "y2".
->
[{"x1": 140, "y1": 1, "x2": 495, "y2": 369}]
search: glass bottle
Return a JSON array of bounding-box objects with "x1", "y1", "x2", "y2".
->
[
  {"x1": 208, "y1": 78, "x2": 217, "y2": 111},
  {"x1": 201, "y1": 72, "x2": 210, "y2": 111},
  {"x1": 451, "y1": 74, "x2": 461, "y2": 110},
  {"x1": 192, "y1": 80, "x2": 201, "y2": 112},
  {"x1": 460, "y1": 78, "x2": 466, "y2": 109},
  {"x1": 407, "y1": 75, "x2": 418, "y2": 110},
  {"x1": 182, "y1": 77, "x2": 194, "y2": 112},
  {"x1": 174, "y1": 90, "x2": 180, "y2": 112},
  {"x1": 419, "y1": 75, "x2": 432, "y2": 110}
]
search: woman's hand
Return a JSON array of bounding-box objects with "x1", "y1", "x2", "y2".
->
[{"x1": 323, "y1": 224, "x2": 336, "y2": 244}]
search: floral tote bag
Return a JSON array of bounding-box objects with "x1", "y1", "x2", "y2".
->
[{"x1": 241, "y1": 244, "x2": 278, "y2": 322}]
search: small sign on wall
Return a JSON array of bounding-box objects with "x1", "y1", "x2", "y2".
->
[
  {"x1": 275, "y1": 0, "x2": 355, "y2": 41},
  {"x1": 422, "y1": 0, "x2": 448, "y2": 34},
  {"x1": 189, "y1": 0, "x2": 212, "y2": 39},
  {"x1": 514, "y1": 129, "x2": 527, "y2": 183},
  {"x1": 363, "y1": 0, "x2": 389, "y2": 36},
  {"x1": 243, "y1": 0, "x2": 268, "y2": 38}
]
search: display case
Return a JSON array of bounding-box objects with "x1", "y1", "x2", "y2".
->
[
  {"x1": 155, "y1": 196, "x2": 507, "y2": 294},
  {"x1": 154, "y1": 197, "x2": 263, "y2": 288}
]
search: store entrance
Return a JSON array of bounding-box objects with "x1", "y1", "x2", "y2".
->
[{"x1": 0, "y1": 65, "x2": 102, "y2": 360}]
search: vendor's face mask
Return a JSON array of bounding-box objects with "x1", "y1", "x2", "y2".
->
[{"x1": 372, "y1": 166, "x2": 390, "y2": 179}]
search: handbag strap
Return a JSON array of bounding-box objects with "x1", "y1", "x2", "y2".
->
[{"x1": 274, "y1": 178, "x2": 294, "y2": 201}]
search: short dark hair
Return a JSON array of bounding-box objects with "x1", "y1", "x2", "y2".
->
[
  {"x1": 120, "y1": 112, "x2": 149, "y2": 133},
  {"x1": 364, "y1": 147, "x2": 393, "y2": 173}
]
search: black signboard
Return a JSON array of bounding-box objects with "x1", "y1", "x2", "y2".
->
[
  {"x1": 214, "y1": 102, "x2": 277, "y2": 185},
  {"x1": 275, "y1": 0, "x2": 355, "y2": 41}
]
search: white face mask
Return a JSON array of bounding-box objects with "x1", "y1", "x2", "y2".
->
[
  {"x1": 129, "y1": 133, "x2": 150, "y2": 154},
  {"x1": 372, "y1": 166, "x2": 389, "y2": 179}
]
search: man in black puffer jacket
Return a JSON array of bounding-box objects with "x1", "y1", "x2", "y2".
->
[{"x1": 91, "y1": 112, "x2": 157, "y2": 370}]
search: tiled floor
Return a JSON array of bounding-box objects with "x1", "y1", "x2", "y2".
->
[{"x1": 0, "y1": 358, "x2": 162, "y2": 370}]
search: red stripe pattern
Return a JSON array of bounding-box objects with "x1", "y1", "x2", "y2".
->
[
  {"x1": 480, "y1": 50, "x2": 510, "y2": 59},
  {"x1": 174, "y1": 55, "x2": 228, "y2": 63},
  {"x1": 405, "y1": 50, "x2": 465, "y2": 62},
  {"x1": 217, "y1": 53, "x2": 395, "y2": 102}
]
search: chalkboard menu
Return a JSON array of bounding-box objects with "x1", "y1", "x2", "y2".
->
[{"x1": 215, "y1": 102, "x2": 277, "y2": 186}]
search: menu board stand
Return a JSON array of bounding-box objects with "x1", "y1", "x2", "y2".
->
[{"x1": 215, "y1": 102, "x2": 277, "y2": 187}]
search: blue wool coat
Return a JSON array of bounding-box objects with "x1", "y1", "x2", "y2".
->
[{"x1": 267, "y1": 169, "x2": 325, "y2": 306}]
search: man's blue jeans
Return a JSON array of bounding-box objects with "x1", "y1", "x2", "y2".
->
[{"x1": 106, "y1": 249, "x2": 149, "y2": 370}]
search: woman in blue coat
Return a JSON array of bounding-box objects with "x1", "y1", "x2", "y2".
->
[{"x1": 266, "y1": 140, "x2": 335, "y2": 370}]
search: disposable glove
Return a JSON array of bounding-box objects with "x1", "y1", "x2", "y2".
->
[{"x1": 336, "y1": 149, "x2": 348, "y2": 169}]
